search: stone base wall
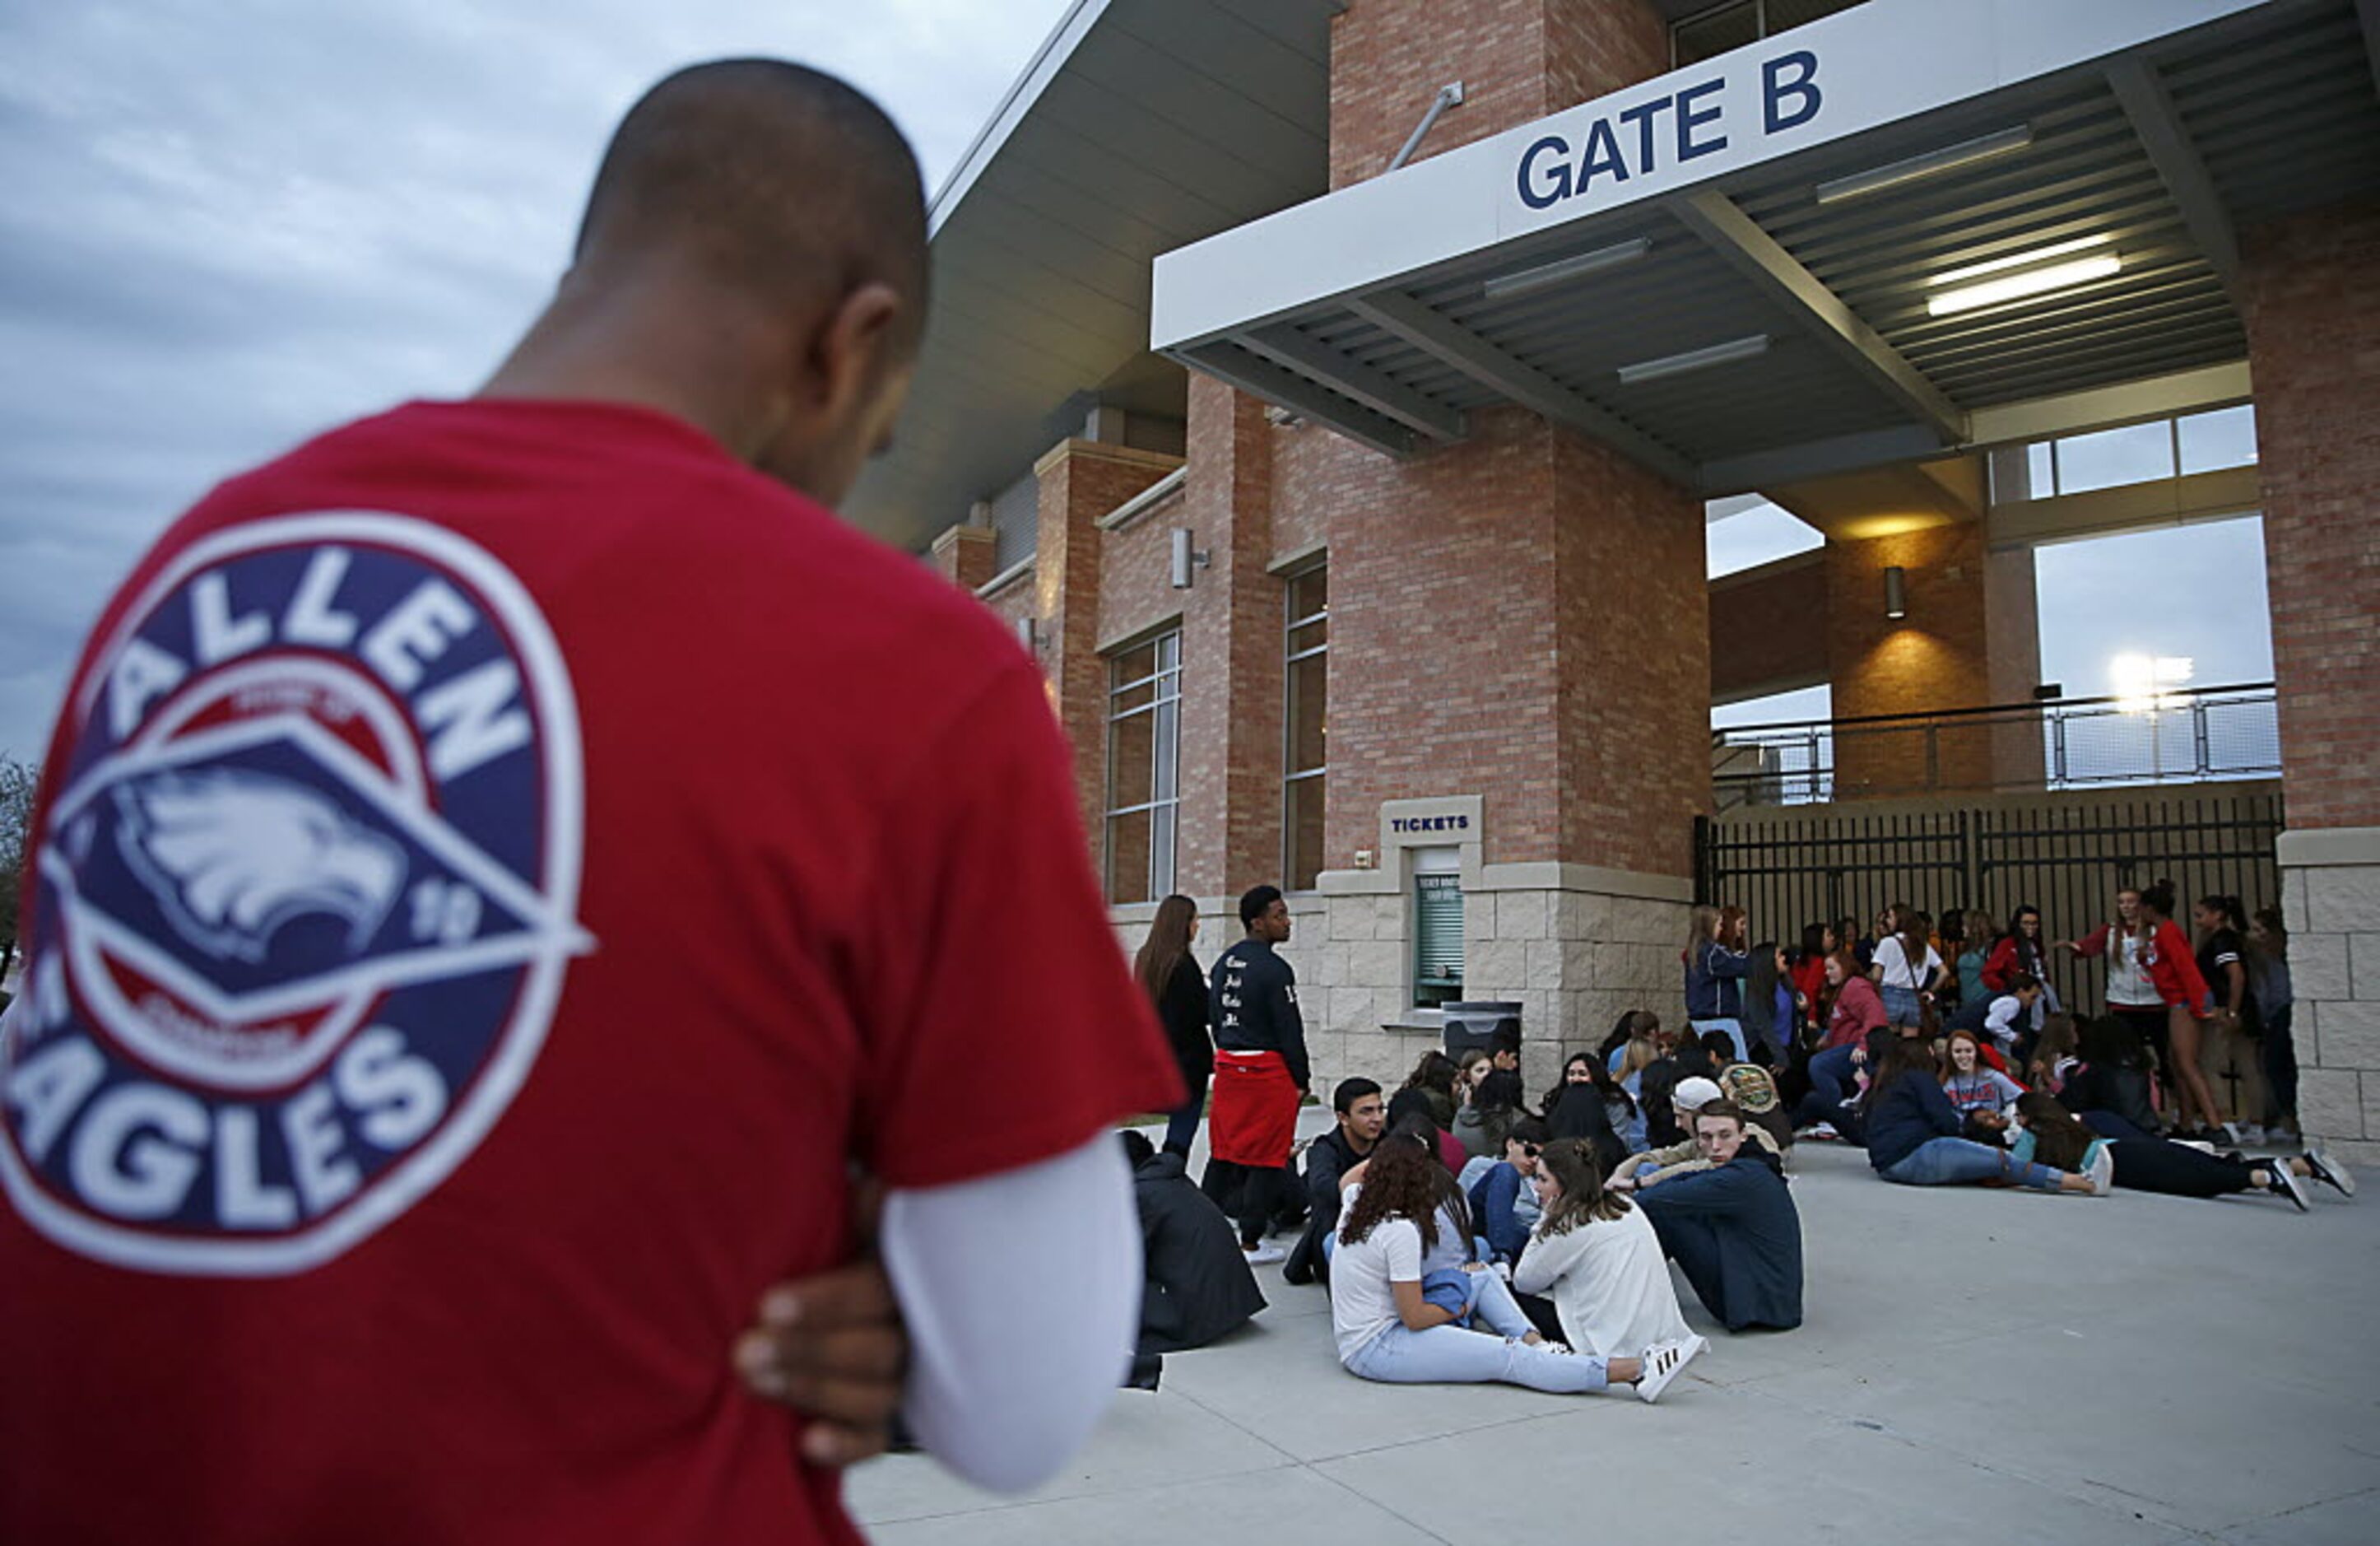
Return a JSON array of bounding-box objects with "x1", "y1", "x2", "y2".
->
[
  {"x1": 2280, "y1": 829, "x2": 2380, "y2": 1168},
  {"x1": 1113, "y1": 878, "x2": 1687, "y2": 1101}
]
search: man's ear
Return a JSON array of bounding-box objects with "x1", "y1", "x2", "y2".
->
[{"x1": 810, "y1": 281, "x2": 906, "y2": 421}]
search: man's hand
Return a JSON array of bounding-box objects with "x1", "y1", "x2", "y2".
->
[{"x1": 733, "y1": 1256, "x2": 908, "y2": 1467}]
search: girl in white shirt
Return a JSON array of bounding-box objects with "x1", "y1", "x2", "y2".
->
[
  {"x1": 1512, "y1": 1139, "x2": 1694, "y2": 1361},
  {"x1": 1869, "y1": 904, "x2": 1945, "y2": 1027},
  {"x1": 1327, "y1": 1134, "x2": 1699, "y2": 1401}
]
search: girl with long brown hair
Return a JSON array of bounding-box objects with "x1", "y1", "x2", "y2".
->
[
  {"x1": 1868, "y1": 902, "x2": 1945, "y2": 1028},
  {"x1": 1328, "y1": 1134, "x2": 1700, "y2": 1399},
  {"x1": 1133, "y1": 894, "x2": 1210, "y2": 1157},
  {"x1": 1513, "y1": 1139, "x2": 1692, "y2": 1359},
  {"x1": 1684, "y1": 903, "x2": 1752, "y2": 1061}
]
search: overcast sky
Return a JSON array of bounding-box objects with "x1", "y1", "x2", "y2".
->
[
  {"x1": 0, "y1": 0, "x2": 1071, "y2": 762},
  {"x1": 1, "y1": 1, "x2": 2277, "y2": 764}
]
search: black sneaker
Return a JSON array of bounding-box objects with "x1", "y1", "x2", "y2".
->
[{"x1": 2304, "y1": 1145, "x2": 2355, "y2": 1199}]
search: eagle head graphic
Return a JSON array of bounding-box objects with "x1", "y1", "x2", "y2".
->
[{"x1": 114, "y1": 768, "x2": 409, "y2": 965}]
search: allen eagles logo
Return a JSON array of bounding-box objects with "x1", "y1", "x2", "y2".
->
[{"x1": 0, "y1": 513, "x2": 592, "y2": 1275}]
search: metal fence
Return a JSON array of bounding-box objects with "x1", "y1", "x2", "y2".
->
[
  {"x1": 1694, "y1": 785, "x2": 2283, "y2": 1018},
  {"x1": 1713, "y1": 683, "x2": 2280, "y2": 808}
]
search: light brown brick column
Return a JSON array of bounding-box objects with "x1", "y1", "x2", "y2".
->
[
  {"x1": 2243, "y1": 197, "x2": 2380, "y2": 1163},
  {"x1": 1823, "y1": 522, "x2": 2027, "y2": 796},
  {"x1": 1034, "y1": 440, "x2": 1183, "y2": 859},
  {"x1": 927, "y1": 524, "x2": 997, "y2": 591},
  {"x1": 1174, "y1": 375, "x2": 1285, "y2": 901}
]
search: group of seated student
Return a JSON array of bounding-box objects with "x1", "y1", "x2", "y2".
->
[
  {"x1": 1603, "y1": 1083, "x2": 1804, "y2": 1332},
  {"x1": 1324, "y1": 1120, "x2": 1704, "y2": 1401},
  {"x1": 1776, "y1": 999, "x2": 2355, "y2": 1211}
]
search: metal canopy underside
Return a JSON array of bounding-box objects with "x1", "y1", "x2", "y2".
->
[
  {"x1": 1159, "y1": 0, "x2": 2380, "y2": 491},
  {"x1": 845, "y1": 0, "x2": 1337, "y2": 553}
]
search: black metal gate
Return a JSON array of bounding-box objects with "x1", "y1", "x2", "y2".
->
[{"x1": 1694, "y1": 787, "x2": 2284, "y2": 1017}]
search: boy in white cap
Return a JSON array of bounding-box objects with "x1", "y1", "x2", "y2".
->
[{"x1": 1606, "y1": 1077, "x2": 1783, "y2": 1191}]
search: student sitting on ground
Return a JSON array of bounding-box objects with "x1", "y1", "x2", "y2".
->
[
  {"x1": 1634, "y1": 1101, "x2": 1805, "y2": 1333},
  {"x1": 1123, "y1": 1131, "x2": 1267, "y2": 1355},
  {"x1": 2012, "y1": 1093, "x2": 2352, "y2": 1211},
  {"x1": 1402, "y1": 1050, "x2": 1461, "y2": 1130},
  {"x1": 1941, "y1": 1028, "x2": 2026, "y2": 1119},
  {"x1": 2054, "y1": 1016, "x2": 2167, "y2": 1139},
  {"x1": 1945, "y1": 973, "x2": 2044, "y2": 1066},
  {"x1": 1453, "y1": 1068, "x2": 1526, "y2": 1162},
  {"x1": 1328, "y1": 1132, "x2": 1704, "y2": 1401},
  {"x1": 1460, "y1": 1115, "x2": 1549, "y2": 1264},
  {"x1": 1545, "y1": 1051, "x2": 1633, "y2": 1172},
  {"x1": 1639, "y1": 1062, "x2": 1686, "y2": 1150},
  {"x1": 1609, "y1": 1077, "x2": 1780, "y2": 1190},
  {"x1": 2025, "y1": 1013, "x2": 2080, "y2": 1097},
  {"x1": 1512, "y1": 1139, "x2": 1694, "y2": 1360},
  {"x1": 1716, "y1": 1058, "x2": 1794, "y2": 1155},
  {"x1": 1386, "y1": 1087, "x2": 1471, "y2": 1174},
  {"x1": 1285, "y1": 1079, "x2": 1388, "y2": 1287},
  {"x1": 1864, "y1": 1036, "x2": 2111, "y2": 1196}
]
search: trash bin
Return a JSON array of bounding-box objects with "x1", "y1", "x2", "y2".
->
[{"x1": 1441, "y1": 1001, "x2": 1520, "y2": 1058}]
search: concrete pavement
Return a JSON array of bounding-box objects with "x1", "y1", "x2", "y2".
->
[{"x1": 847, "y1": 1129, "x2": 2380, "y2": 1546}]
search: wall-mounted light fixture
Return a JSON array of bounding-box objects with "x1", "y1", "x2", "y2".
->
[
  {"x1": 1016, "y1": 616, "x2": 1038, "y2": 652},
  {"x1": 1882, "y1": 566, "x2": 1908, "y2": 621},
  {"x1": 1170, "y1": 528, "x2": 1211, "y2": 589}
]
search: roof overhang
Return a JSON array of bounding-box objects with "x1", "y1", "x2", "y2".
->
[
  {"x1": 1150, "y1": 0, "x2": 2380, "y2": 492},
  {"x1": 846, "y1": 0, "x2": 1341, "y2": 552}
]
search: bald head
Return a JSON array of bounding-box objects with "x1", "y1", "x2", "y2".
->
[{"x1": 574, "y1": 58, "x2": 930, "y2": 356}]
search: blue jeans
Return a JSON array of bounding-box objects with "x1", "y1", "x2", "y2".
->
[
  {"x1": 1806, "y1": 1043, "x2": 1859, "y2": 1115},
  {"x1": 1161, "y1": 1074, "x2": 1207, "y2": 1157},
  {"x1": 1880, "y1": 1137, "x2": 2062, "y2": 1190},
  {"x1": 1344, "y1": 1270, "x2": 1611, "y2": 1394},
  {"x1": 1690, "y1": 1017, "x2": 1748, "y2": 1062}
]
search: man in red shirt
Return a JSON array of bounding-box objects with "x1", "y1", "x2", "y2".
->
[{"x1": 0, "y1": 59, "x2": 1179, "y2": 1543}]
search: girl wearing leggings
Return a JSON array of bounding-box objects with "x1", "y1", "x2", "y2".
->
[{"x1": 2013, "y1": 1094, "x2": 2350, "y2": 1210}]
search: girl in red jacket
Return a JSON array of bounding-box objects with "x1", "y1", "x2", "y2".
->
[{"x1": 2138, "y1": 879, "x2": 2225, "y2": 1140}]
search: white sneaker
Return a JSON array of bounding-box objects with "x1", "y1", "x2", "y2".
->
[
  {"x1": 1241, "y1": 1241, "x2": 1286, "y2": 1266},
  {"x1": 2085, "y1": 1144, "x2": 2116, "y2": 1197},
  {"x1": 2224, "y1": 1121, "x2": 2267, "y2": 1148},
  {"x1": 1634, "y1": 1335, "x2": 1706, "y2": 1404},
  {"x1": 2266, "y1": 1162, "x2": 2311, "y2": 1213}
]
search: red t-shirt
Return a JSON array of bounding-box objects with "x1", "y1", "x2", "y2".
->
[{"x1": 0, "y1": 399, "x2": 1182, "y2": 1544}]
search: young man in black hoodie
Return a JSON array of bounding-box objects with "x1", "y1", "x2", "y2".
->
[
  {"x1": 1202, "y1": 886, "x2": 1309, "y2": 1266},
  {"x1": 1284, "y1": 1078, "x2": 1386, "y2": 1286},
  {"x1": 1123, "y1": 1131, "x2": 1266, "y2": 1357},
  {"x1": 1636, "y1": 1101, "x2": 1804, "y2": 1333}
]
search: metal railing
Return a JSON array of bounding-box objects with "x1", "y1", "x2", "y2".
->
[{"x1": 1713, "y1": 682, "x2": 2280, "y2": 808}]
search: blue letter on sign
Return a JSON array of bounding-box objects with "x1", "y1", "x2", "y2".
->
[
  {"x1": 1763, "y1": 50, "x2": 1821, "y2": 133},
  {"x1": 1676, "y1": 78, "x2": 1728, "y2": 162},
  {"x1": 1518, "y1": 135, "x2": 1573, "y2": 211}
]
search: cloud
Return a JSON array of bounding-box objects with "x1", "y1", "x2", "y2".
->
[{"x1": 0, "y1": 0, "x2": 1067, "y2": 760}]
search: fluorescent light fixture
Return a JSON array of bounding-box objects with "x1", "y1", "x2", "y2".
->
[
  {"x1": 1883, "y1": 566, "x2": 1908, "y2": 621},
  {"x1": 1482, "y1": 238, "x2": 1653, "y2": 301},
  {"x1": 1815, "y1": 125, "x2": 2034, "y2": 203},
  {"x1": 1927, "y1": 254, "x2": 2122, "y2": 316},
  {"x1": 1931, "y1": 234, "x2": 2112, "y2": 288},
  {"x1": 1616, "y1": 333, "x2": 1769, "y2": 384}
]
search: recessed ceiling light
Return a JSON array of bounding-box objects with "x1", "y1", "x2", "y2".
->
[
  {"x1": 1814, "y1": 125, "x2": 2034, "y2": 204},
  {"x1": 1927, "y1": 254, "x2": 2122, "y2": 316},
  {"x1": 1482, "y1": 238, "x2": 1653, "y2": 301},
  {"x1": 1615, "y1": 333, "x2": 1770, "y2": 384},
  {"x1": 1931, "y1": 234, "x2": 2113, "y2": 289}
]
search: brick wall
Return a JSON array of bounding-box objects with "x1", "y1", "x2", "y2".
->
[
  {"x1": 1825, "y1": 522, "x2": 1999, "y2": 794},
  {"x1": 1328, "y1": 0, "x2": 1666, "y2": 189},
  {"x1": 1034, "y1": 441, "x2": 1185, "y2": 849},
  {"x1": 927, "y1": 524, "x2": 997, "y2": 591},
  {"x1": 1095, "y1": 488, "x2": 1187, "y2": 650},
  {"x1": 2242, "y1": 198, "x2": 2380, "y2": 832},
  {"x1": 1553, "y1": 426, "x2": 1710, "y2": 878},
  {"x1": 1175, "y1": 375, "x2": 1288, "y2": 899},
  {"x1": 1710, "y1": 553, "x2": 1827, "y2": 702}
]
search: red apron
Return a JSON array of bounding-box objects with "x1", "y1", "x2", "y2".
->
[{"x1": 1207, "y1": 1049, "x2": 1299, "y2": 1166}]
